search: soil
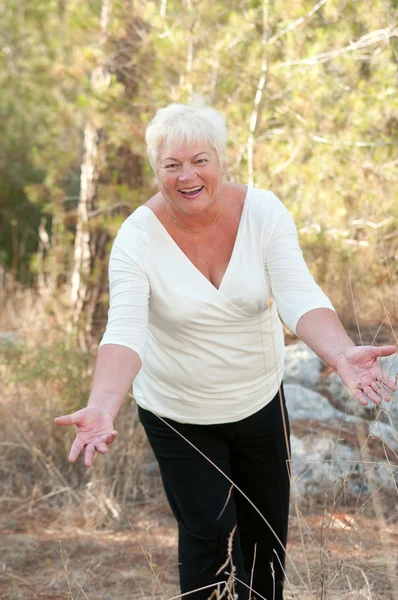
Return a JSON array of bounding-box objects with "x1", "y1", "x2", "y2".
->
[
  {"x1": 0, "y1": 499, "x2": 397, "y2": 600},
  {"x1": 1, "y1": 322, "x2": 397, "y2": 599}
]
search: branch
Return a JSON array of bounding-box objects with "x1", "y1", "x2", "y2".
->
[
  {"x1": 350, "y1": 217, "x2": 394, "y2": 230},
  {"x1": 88, "y1": 202, "x2": 133, "y2": 218},
  {"x1": 247, "y1": 0, "x2": 270, "y2": 186},
  {"x1": 277, "y1": 26, "x2": 398, "y2": 68},
  {"x1": 311, "y1": 135, "x2": 397, "y2": 147},
  {"x1": 271, "y1": 140, "x2": 303, "y2": 176},
  {"x1": 267, "y1": 0, "x2": 330, "y2": 46},
  {"x1": 160, "y1": 0, "x2": 167, "y2": 18}
]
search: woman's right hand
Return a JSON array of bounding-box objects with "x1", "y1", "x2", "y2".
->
[{"x1": 54, "y1": 406, "x2": 118, "y2": 467}]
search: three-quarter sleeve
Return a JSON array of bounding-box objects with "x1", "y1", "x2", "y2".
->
[
  {"x1": 265, "y1": 195, "x2": 335, "y2": 334},
  {"x1": 99, "y1": 218, "x2": 150, "y2": 361}
]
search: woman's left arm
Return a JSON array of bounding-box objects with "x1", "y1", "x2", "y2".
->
[
  {"x1": 296, "y1": 307, "x2": 397, "y2": 406},
  {"x1": 263, "y1": 194, "x2": 397, "y2": 406}
]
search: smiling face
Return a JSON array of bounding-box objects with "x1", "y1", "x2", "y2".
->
[{"x1": 157, "y1": 142, "x2": 224, "y2": 216}]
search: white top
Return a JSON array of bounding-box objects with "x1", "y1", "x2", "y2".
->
[{"x1": 99, "y1": 186, "x2": 335, "y2": 424}]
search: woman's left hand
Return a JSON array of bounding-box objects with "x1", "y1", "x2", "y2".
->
[{"x1": 335, "y1": 345, "x2": 397, "y2": 406}]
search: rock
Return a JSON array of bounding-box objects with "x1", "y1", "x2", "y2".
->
[
  {"x1": 317, "y1": 372, "x2": 379, "y2": 421},
  {"x1": 381, "y1": 399, "x2": 398, "y2": 434},
  {"x1": 284, "y1": 383, "x2": 358, "y2": 423},
  {"x1": 282, "y1": 342, "x2": 398, "y2": 502},
  {"x1": 0, "y1": 331, "x2": 21, "y2": 346},
  {"x1": 290, "y1": 433, "x2": 362, "y2": 499},
  {"x1": 379, "y1": 354, "x2": 398, "y2": 430},
  {"x1": 284, "y1": 341, "x2": 323, "y2": 389},
  {"x1": 140, "y1": 447, "x2": 160, "y2": 477},
  {"x1": 140, "y1": 461, "x2": 161, "y2": 477},
  {"x1": 368, "y1": 419, "x2": 398, "y2": 451},
  {"x1": 290, "y1": 427, "x2": 397, "y2": 501},
  {"x1": 380, "y1": 354, "x2": 398, "y2": 380},
  {"x1": 318, "y1": 354, "x2": 398, "y2": 426}
]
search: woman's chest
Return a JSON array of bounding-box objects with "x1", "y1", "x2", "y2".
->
[
  {"x1": 147, "y1": 222, "x2": 270, "y2": 324},
  {"x1": 175, "y1": 228, "x2": 237, "y2": 290}
]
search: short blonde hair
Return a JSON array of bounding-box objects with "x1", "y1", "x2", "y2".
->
[{"x1": 145, "y1": 100, "x2": 228, "y2": 173}]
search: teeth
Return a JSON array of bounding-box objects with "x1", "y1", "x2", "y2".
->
[{"x1": 180, "y1": 186, "x2": 203, "y2": 193}]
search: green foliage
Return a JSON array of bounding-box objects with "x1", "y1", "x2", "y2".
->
[
  {"x1": 1, "y1": 336, "x2": 93, "y2": 413},
  {"x1": 0, "y1": 0, "x2": 396, "y2": 320}
]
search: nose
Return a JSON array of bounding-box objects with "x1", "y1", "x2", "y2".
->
[{"x1": 178, "y1": 164, "x2": 195, "y2": 181}]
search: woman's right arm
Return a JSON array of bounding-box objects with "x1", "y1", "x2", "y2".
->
[
  {"x1": 55, "y1": 217, "x2": 150, "y2": 466},
  {"x1": 87, "y1": 344, "x2": 142, "y2": 418},
  {"x1": 54, "y1": 344, "x2": 142, "y2": 466}
]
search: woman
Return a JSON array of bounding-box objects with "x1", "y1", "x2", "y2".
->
[{"x1": 55, "y1": 101, "x2": 396, "y2": 600}]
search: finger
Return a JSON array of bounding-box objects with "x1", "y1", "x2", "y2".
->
[
  {"x1": 376, "y1": 372, "x2": 397, "y2": 392},
  {"x1": 371, "y1": 381, "x2": 392, "y2": 402},
  {"x1": 69, "y1": 437, "x2": 85, "y2": 462},
  {"x1": 355, "y1": 377, "x2": 363, "y2": 389},
  {"x1": 96, "y1": 442, "x2": 109, "y2": 454},
  {"x1": 105, "y1": 431, "x2": 118, "y2": 445},
  {"x1": 372, "y1": 345, "x2": 397, "y2": 357},
  {"x1": 85, "y1": 444, "x2": 96, "y2": 468},
  {"x1": 54, "y1": 413, "x2": 79, "y2": 427},
  {"x1": 363, "y1": 385, "x2": 382, "y2": 405},
  {"x1": 355, "y1": 389, "x2": 369, "y2": 406}
]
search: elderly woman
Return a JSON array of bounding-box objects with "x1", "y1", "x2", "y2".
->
[{"x1": 55, "y1": 102, "x2": 396, "y2": 600}]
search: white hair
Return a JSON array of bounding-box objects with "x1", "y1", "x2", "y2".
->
[{"x1": 145, "y1": 99, "x2": 228, "y2": 173}]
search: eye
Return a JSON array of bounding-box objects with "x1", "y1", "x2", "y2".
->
[
  {"x1": 195, "y1": 158, "x2": 209, "y2": 165},
  {"x1": 164, "y1": 163, "x2": 179, "y2": 170}
]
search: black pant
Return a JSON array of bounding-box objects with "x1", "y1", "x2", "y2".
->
[{"x1": 138, "y1": 386, "x2": 290, "y2": 600}]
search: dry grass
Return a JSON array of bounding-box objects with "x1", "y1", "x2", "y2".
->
[
  {"x1": 1, "y1": 357, "x2": 397, "y2": 599},
  {"x1": 0, "y1": 245, "x2": 397, "y2": 599},
  {"x1": 0, "y1": 497, "x2": 397, "y2": 599}
]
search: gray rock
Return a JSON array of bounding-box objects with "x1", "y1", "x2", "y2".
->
[
  {"x1": 140, "y1": 447, "x2": 160, "y2": 477},
  {"x1": 0, "y1": 331, "x2": 21, "y2": 346},
  {"x1": 368, "y1": 419, "x2": 398, "y2": 451},
  {"x1": 316, "y1": 353, "x2": 398, "y2": 426},
  {"x1": 318, "y1": 371, "x2": 382, "y2": 422},
  {"x1": 379, "y1": 354, "x2": 398, "y2": 430},
  {"x1": 380, "y1": 399, "x2": 398, "y2": 435},
  {"x1": 283, "y1": 342, "x2": 398, "y2": 501},
  {"x1": 140, "y1": 461, "x2": 161, "y2": 477},
  {"x1": 284, "y1": 383, "x2": 356, "y2": 423},
  {"x1": 380, "y1": 354, "x2": 398, "y2": 380},
  {"x1": 290, "y1": 431, "x2": 397, "y2": 500},
  {"x1": 284, "y1": 341, "x2": 323, "y2": 388}
]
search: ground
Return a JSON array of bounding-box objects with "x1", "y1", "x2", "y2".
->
[
  {"x1": 0, "y1": 498, "x2": 397, "y2": 600},
  {"x1": 1, "y1": 322, "x2": 396, "y2": 599}
]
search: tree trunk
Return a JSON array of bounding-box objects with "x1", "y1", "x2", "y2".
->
[{"x1": 70, "y1": 0, "x2": 112, "y2": 349}]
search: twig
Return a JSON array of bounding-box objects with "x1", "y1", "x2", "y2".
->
[
  {"x1": 59, "y1": 541, "x2": 74, "y2": 600},
  {"x1": 216, "y1": 484, "x2": 233, "y2": 521},
  {"x1": 167, "y1": 582, "x2": 227, "y2": 600},
  {"x1": 125, "y1": 515, "x2": 168, "y2": 600},
  {"x1": 277, "y1": 27, "x2": 398, "y2": 67},
  {"x1": 267, "y1": 0, "x2": 330, "y2": 46},
  {"x1": 249, "y1": 543, "x2": 257, "y2": 600},
  {"x1": 75, "y1": 559, "x2": 94, "y2": 600}
]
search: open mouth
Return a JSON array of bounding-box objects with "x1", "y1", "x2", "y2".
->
[{"x1": 178, "y1": 186, "x2": 204, "y2": 198}]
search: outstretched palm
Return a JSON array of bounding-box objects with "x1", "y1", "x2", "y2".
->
[
  {"x1": 54, "y1": 406, "x2": 118, "y2": 467},
  {"x1": 335, "y1": 345, "x2": 397, "y2": 406}
]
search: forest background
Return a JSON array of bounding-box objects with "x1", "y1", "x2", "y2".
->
[{"x1": 0, "y1": 0, "x2": 397, "y2": 598}]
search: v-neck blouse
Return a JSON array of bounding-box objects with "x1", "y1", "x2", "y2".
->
[{"x1": 99, "y1": 187, "x2": 335, "y2": 424}]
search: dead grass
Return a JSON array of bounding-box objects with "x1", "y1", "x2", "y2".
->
[
  {"x1": 0, "y1": 239, "x2": 397, "y2": 599},
  {"x1": 1, "y1": 361, "x2": 397, "y2": 599},
  {"x1": 0, "y1": 501, "x2": 397, "y2": 599}
]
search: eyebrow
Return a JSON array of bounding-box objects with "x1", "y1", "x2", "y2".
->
[{"x1": 161, "y1": 152, "x2": 211, "y2": 161}]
